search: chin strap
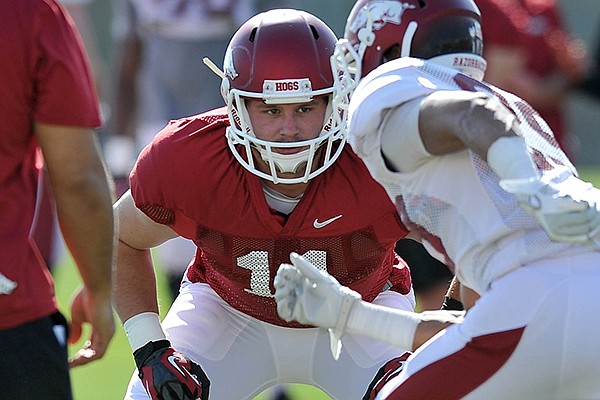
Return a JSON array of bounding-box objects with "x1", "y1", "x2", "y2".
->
[{"x1": 258, "y1": 147, "x2": 311, "y2": 174}]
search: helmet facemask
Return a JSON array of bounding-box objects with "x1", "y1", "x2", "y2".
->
[{"x1": 225, "y1": 90, "x2": 345, "y2": 185}]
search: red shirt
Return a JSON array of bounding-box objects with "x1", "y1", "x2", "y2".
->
[
  {"x1": 477, "y1": 0, "x2": 567, "y2": 143},
  {"x1": 130, "y1": 108, "x2": 411, "y2": 326},
  {"x1": 0, "y1": 0, "x2": 101, "y2": 330}
]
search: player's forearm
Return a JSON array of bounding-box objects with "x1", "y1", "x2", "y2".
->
[
  {"x1": 347, "y1": 301, "x2": 462, "y2": 351},
  {"x1": 114, "y1": 241, "x2": 167, "y2": 351},
  {"x1": 346, "y1": 301, "x2": 420, "y2": 351},
  {"x1": 111, "y1": 36, "x2": 141, "y2": 138},
  {"x1": 54, "y1": 167, "x2": 114, "y2": 295},
  {"x1": 113, "y1": 240, "x2": 160, "y2": 323}
]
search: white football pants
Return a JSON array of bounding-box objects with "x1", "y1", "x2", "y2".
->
[{"x1": 125, "y1": 282, "x2": 415, "y2": 400}]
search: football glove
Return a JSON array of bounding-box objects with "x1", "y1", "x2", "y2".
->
[
  {"x1": 362, "y1": 352, "x2": 411, "y2": 400},
  {"x1": 500, "y1": 172, "x2": 600, "y2": 247},
  {"x1": 274, "y1": 252, "x2": 361, "y2": 360},
  {"x1": 133, "y1": 340, "x2": 210, "y2": 400}
]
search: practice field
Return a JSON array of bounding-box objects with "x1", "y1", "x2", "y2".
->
[{"x1": 54, "y1": 167, "x2": 600, "y2": 400}]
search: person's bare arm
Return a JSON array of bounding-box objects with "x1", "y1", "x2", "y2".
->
[
  {"x1": 417, "y1": 90, "x2": 520, "y2": 160},
  {"x1": 114, "y1": 191, "x2": 210, "y2": 398},
  {"x1": 380, "y1": 89, "x2": 534, "y2": 181},
  {"x1": 443, "y1": 276, "x2": 480, "y2": 310},
  {"x1": 111, "y1": 33, "x2": 142, "y2": 140},
  {"x1": 34, "y1": 122, "x2": 115, "y2": 367},
  {"x1": 113, "y1": 191, "x2": 178, "y2": 323}
]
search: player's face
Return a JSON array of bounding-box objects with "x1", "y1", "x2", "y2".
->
[{"x1": 245, "y1": 97, "x2": 328, "y2": 153}]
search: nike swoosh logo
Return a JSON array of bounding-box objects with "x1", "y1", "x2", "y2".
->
[
  {"x1": 168, "y1": 355, "x2": 187, "y2": 377},
  {"x1": 313, "y1": 215, "x2": 343, "y2": 229}
]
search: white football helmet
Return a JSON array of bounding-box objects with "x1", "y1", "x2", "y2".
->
[{"x1": 221, "y1": 9, "x2": 346, "y2": 184}]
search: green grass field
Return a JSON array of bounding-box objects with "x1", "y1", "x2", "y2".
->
[{"x1": 54, "y1": 167, "x2": 600, "y2": 400}]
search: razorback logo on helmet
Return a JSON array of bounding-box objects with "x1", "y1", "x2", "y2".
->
[{"x1": 349, "y1": 0, "x2": 416, "y2": 33}]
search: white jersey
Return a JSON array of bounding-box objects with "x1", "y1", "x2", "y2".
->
[{"x1": 348, "y1": 57, "x2": 589, "y2": 294}]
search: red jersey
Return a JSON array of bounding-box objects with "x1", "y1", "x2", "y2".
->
[
  {"x1": 130, "y1": 108, "x2": 411, "y2": 326},
  {"x1": 0, "y1": 0, "x2": 101, "y2": 330}
]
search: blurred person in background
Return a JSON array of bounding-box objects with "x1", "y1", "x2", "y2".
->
[
  {"x1": 0, "y1": 0, "x2": 115, "y2": 398},
  {"x1": 476, "y1": 0, "x2": 591, "y2": 161}
]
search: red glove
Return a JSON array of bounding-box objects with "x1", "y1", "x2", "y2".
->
[
  {"x1": 133, "y1": 340, "x2": 210, "y2": 400},
  {"x1": 362, "y1": 352, "x2": 411, "y2": 400}
]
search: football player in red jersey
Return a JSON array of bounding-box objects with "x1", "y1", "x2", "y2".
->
[
  {"x1": 111, "y1": 8, "x2": 452, "y2": 400},
  {"x1": 274, "y1": 1, "x2": 600, "y2": 399}
]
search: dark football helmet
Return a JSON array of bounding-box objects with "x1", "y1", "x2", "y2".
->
[
  {"x1": 221, "y1": 9, "x2": 345, "y2": 184},
  {"x1": 332, "y1": 0, "x2": 487, "y2": 105}
]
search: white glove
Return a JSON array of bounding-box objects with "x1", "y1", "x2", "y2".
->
[
  {"x1": 500, "y1": 173, "x2": 600, "y2": 247},
  {"x1": 274, "y1": 252, "x2": 361, "y2": 360}
]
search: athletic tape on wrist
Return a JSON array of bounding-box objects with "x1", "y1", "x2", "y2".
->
[
  {"x1": 123, "y1": 312, "x2": 167, "y2": 351},
  {"x1": 347, "y1": 301, "x2": 420, "y2": 351}
]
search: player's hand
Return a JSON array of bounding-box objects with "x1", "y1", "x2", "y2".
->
[
  {"x1": 363, "y1": 352, "x2": 411, "y2": 400},
  {"x1": 134, "y1": 340, "x2": 210, "y2": 400},
  {"x1": 274, "y1": 252, "x2": 360, "y2": 327},
  {"x1": 500, "y1": 173, "x2": 600, "y2": 247},
  {"x1": 68, "y1": 285, "x2": 115, "y2": 368},
  {"x1": 274, "y1": 252, "x2": 361, "y2": 359}
]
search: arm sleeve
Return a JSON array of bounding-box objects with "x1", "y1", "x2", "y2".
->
[{"x1": 380, "y1": 97, "x2": 432, "y2": 173}]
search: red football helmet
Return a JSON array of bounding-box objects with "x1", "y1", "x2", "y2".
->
[
  {"x1": 221, "y1": 9, "x2": 346, "y2": 184},
  {"x1": 332, "y1": 0, "x2": 487, "y2": 102}
]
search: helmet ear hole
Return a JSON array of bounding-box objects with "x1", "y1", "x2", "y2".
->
[
  {"x1": 248, "y1": 27, "x2": 257, "y2": 43},
  {"x1": 309, "y1": 25, "x2": 320, "y2": 40},
  {"x1": 382, "y1": 44, "x2": 401, "y2": 64}
]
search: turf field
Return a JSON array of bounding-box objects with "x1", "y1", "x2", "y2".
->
[{"x1": 54, "y1": 167, "x2": 600, "y2": 400}]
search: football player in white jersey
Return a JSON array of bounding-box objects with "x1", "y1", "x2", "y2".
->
[{"x1": 274, "y1": 0, "x2": 600, "y2": 399}]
